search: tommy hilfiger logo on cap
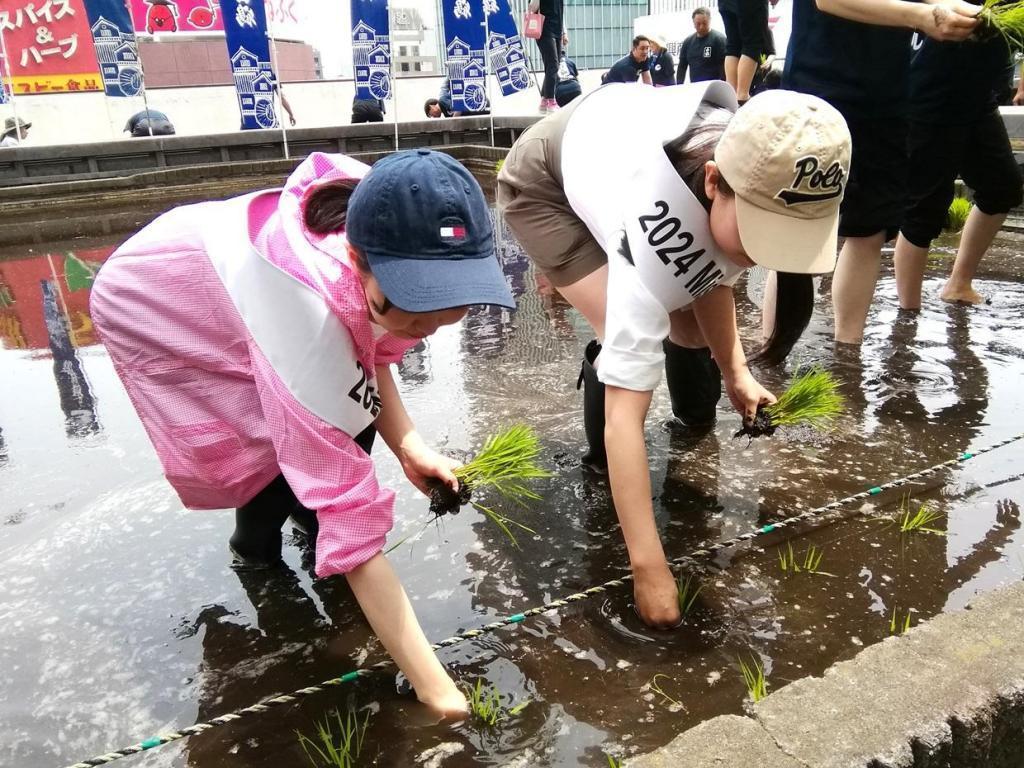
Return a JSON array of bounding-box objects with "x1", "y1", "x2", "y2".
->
[
  {"x1": 776, "y1": 156, "x2": 846, "y2": 206},
  {"x1": 440, "y1": 225, "x2": 467, "y2": 239}
]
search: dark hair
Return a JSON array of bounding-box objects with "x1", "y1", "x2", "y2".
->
[
  {"x1": 662, "y1": 102, "x2": 812, "y2": 367},
  {"x1": 304, "y1": 177, "x2": 359, "y2": 234},
  {"x1": 692, "y1": 6, "x2": 710, "y2": 18},
  {"x1": 749, "y1": 272, "x2": 814, "y2": 366},
  {"x1": 424, "y1": 98, "x2": 441, "y2": 117},
  {"x1": 663, "y1": 102, "x2": 734, "y2": 211},
  {"x1": 632, "y1": 35, "x2": 650, "y2": 48}
]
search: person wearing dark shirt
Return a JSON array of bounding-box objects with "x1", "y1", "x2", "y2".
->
[
  {"x1": 893, "y1": 33, "x2": 1021, "y2": 310},
  {"x1": 780, "y1": 0, "x2": 978, "y2": 346},
  {"x1": 529, "y1": 0, "x2": 568, "y2": 113},
  {"x1": 602, "y1": 36, "x2": 653, "y2": 85},
  {"x1": 424, "y1": 79, "x2": 490, "y2": 117},
  {"x1": 647, "y1": 34, "x2": 676, "y2": 86},
  {"x1": 351, "y1": 97, "x2": 385, "y2": 123},
  {"x1": 719, "y1": 0, "x2": 771, "y2": 102},
  {"x1": 554, "y1": 55, "x2": 582, "y2": 106},
  {"x1": 124, "y1": 109, "x2": 175, "y2": 137},
  {"x1": 677, "y1": 7, "x2": 727, "y2": 83}
]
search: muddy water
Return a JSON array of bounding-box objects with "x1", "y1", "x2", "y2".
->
[{"x1": 1, "y1": 212, "x2": 1022, "y2": 768}]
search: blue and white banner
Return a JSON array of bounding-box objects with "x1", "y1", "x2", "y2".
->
[
  {"x1": 442, "y1": 0, "x2": 529, "y2": 111},
  {"x1": 485, "y1": 0, "x2": 529, "y2": 97},
  {"x1": 221, "y1": 0, "x2": 279, "y2": 130},
  {"x1": 83, "y1": 0, "x2": 143, "y2": 97},
  {"x1": 351, "y1": 0, "x2": 391, "y2": 102},
  {"x1": 442, "y1": 0, "x2": 487, "y2": 112}
]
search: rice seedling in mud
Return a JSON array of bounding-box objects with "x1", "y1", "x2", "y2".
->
[
  {"x1": 735, "y1": 367, "x2": 844, "y2": 439},
  {"x1": 890, "y1": 607, "x2": 913, "y2": 635},
  {"x1": 977, "y1": 0, "x2": 1024, "y2": 51},
  {"x1": 643, "y1": 674, "x2": 684, "y2": 710},
  {"x1": 738, "y1": 654, "x2": 768, "y2": 703},
  {"x1": 945, "y1": 196, "x2": 973, "y2": 233},
  {"x1": 777, "y1": 542, "x2": 833, "y2": 576},
  {"x1": 428, "y1": 424, "x2": 551, "y2": 548},
  {"x1": 677, "y1": 572, "x2": 704, "y2": 616},
  {"x1": 606, "y1": 754, "x2": 624, "y2": 768},
  {"x1": 296, "y1": 709, "x2": 370, "y2": 768},
  {"x1": 897, "y1": 496, "x2": 946, "y2": 536},
  {"x1": 465, "y1": 678, "x2": 530, "y2": 727}
]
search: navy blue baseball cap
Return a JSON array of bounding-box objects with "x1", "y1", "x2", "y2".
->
[{"x1": 346, "y1": 149, "x2": 515, "y2": 312}]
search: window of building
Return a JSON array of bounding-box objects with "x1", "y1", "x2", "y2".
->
[{"x1": 401, "y1": 62, "x2": 410, "y2": 72}]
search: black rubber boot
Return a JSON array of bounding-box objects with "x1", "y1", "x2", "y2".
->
[
  {"x1": 576, "y1": 339, "x2": 607, "y2": 473},
  {"x1": 663, "y1": 341, "x2": 721, "y2": 428},
  {"x1": 229, "y1": 474, "x2": 294, "y2": 568},
  {"x1": 290, "y1": 424, "x2": 378, "y2": 542}
]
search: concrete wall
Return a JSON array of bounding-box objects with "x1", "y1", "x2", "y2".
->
[
  {"x1": 3, "y1": 71, "x2": 607, "y2": 148},
  {"x1": 137, "y1": 38, "x2": 316, "y2": 87}
]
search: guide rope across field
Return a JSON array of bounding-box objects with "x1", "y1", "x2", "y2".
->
[{"x1": 62, "y1": 431, "x2": 1024, "y2": 768}]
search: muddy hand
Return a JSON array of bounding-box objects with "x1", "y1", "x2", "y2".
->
[
  {"x1": 922, "y1": 1, "x2": 979, "y2": 42},
  {"x1": 726, "y1": 370, "x2": 776, "y2": 426},
  {"x1": 633, "y1": 562, "x2": 682, "y2": 629},
  {"x1": 399, "y1": 435, "x2": 462, "y2": 497}
]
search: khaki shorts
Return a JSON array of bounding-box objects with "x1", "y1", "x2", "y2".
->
[{"x1": 496, "y1": 104, "x2": 607, "y2": 287}]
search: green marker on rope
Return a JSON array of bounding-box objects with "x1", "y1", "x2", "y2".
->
[
  {"x1": 760, "y1": 524, "x2": 777, "y2": 533},
  {"x1": 339, "y1": 671, "x2": 360, "y2": 684},
  {"x1": 507, "y1": 613, "x2": 526, "y2": 623},
  {"x1": 140, "y1": 737, "x2": 162, "y2": 750},
  {"x1": 868, "y1": 487, "x2": 883, "y2": 495}
]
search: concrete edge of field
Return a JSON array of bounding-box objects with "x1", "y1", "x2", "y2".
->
[{"x1": 627, "y1": 580, "x2": 1024, "y2": 768}]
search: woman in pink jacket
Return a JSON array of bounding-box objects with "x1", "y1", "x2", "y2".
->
[{"x1": 90, "y1": 150, "x2": 515, "y2": 713}]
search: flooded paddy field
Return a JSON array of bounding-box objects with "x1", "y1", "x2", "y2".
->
[{"x1": 1, "y1": 203, "x2": 1023, "y2": 767}]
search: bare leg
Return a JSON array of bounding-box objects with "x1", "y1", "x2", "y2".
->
[
  {"x1": 555, "y1": 263, "x2": 609, "y2": 340},
  {"x1": 893, "y1": 233, "x2": 930, "y2": 311},
  {"x1": 941, "y1": 207, "x2": 1004, "y2": 304},
  {"x1": 832, "y1": 232, "x2": 886, "y2": 345},
  {"x1": 760, "y1": 269, "x2": 777, "y2": 341},
  {"x1": 736, "y1": 55, "x2": 758, "y2": 101},
  {"x1": 725, "y1": 55, "x2": 739, "y2": 91}
]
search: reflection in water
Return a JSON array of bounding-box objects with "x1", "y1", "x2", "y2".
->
[{"x1": 42, "y1": 280, "x2": 100, "y2": 437}]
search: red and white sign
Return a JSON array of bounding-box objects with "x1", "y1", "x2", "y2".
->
[
  {"x1": 0, "y1": 0, "x2": 101, "y2": 95},
  {"x1": 127, "y1": 0, "x2": 224, "y2": 35}
]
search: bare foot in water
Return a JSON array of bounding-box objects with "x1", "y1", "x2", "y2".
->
[{"x1": 940, "y1": 284, "x2": 988, "y2": 305}]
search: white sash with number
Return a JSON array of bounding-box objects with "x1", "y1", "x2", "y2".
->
[{"x1": 203, "y1": 193, "x2": 379, "y2": 436}]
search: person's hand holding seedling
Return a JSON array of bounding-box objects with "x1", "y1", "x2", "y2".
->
[{"x1": 397, "y1": 430, "x2": 463, "y2": 498}]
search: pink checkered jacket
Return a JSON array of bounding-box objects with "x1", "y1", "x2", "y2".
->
[{"x1": 91, "y1": 153, "x2": 418, "y2": 576}]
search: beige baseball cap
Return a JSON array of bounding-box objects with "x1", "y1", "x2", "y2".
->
[{"x1": 714, "y1": 90, "x2": 851, "y2": 275}]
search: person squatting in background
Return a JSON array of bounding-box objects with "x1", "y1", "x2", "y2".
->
[
  {"x1": 529, "y1": 0, "x2": 569, "y2": 113},
  {"x1": 351, "y1": 96, "x2": 386, "y2": 123},
  {"x1": 719, "y1": 0, "x2": 772, "y2": 103},
  {"x1": 124, "y1": 109, "x2": 175, "y2": 137},
  {"x1": 603, "y1": 35, "x2": 654, "y2": 85},
  {"x1": 555, "y1": 54, "x2": 583, "y2": 107},
  {"x1": 677, "y1": 7, "x2": 728, "y2": 84},
  {"x1": 781, "y1": 0, "x2": 978, "y2": 346},
  {"x1": 90, "y1": 150, "x2": 516, "y2": 713},
  {"x1": 497, "y1": 82, "x2": 851, "y2": 627},
  {"x1": 893, "y1": 30, "x2": 1022, "y2": 309},
  {"x1": 1, "y1": 117, "x2": 31, "y2": 147},
  {"x1": 647, "y1": 34, "x2": 677, "y2": 86}
]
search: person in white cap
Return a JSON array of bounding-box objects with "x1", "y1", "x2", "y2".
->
[
  {"x1": 498, "y1": 82, "x2": 850, "y2": 627},
  {"x1": 647, "y1": 34, "x2": 676, "y2": 87}
]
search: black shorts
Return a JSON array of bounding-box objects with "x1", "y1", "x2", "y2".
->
[
  {"x1": 722, "y1": 0, "x2": 770, "y2": 59},
  {"x1": 900, "y1": 110, "x2": 1023, "y2": 247},
  {"x1": 838, "y1": 114, "x2": 908, "y2": 241}
]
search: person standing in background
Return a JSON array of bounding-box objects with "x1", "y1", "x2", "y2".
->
[
  {"x1": 602, "y1": 36, "x2": 653, "y2": 85},
  {"x1": 782, "y1": 0, "x2": 978, "y2": 346},
  {"x1": 647, "y1": 34, "x2": 676, "y2": 86},
  {"x1": 529, "y1": 0, "x2": 568, "y2": 113},
  {"x1": 677, "y1": 7, "x2": 728, "y2": 84},
  {"x1": 721, "y1": 0, "x2": 771, "y2": 103},
  {"x1": 892, "y1": 32, "x2": 1021, "y2": 309}
]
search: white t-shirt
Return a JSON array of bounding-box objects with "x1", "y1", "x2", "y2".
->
[
  {"x1": 560, "y1": 81, "x2": 743, "y2": 391},
  {"x1": 0, "y1": 135, "x2": 19, "y2": 148}
]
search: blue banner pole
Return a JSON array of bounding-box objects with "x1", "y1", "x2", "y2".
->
[{"x1": 221, "y1": 0, "x2": 280, "y2": 131}]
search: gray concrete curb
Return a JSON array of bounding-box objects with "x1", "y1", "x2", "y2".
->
[{"x1": 628, "y1": 581, "x2": 1024, "y2": 768}]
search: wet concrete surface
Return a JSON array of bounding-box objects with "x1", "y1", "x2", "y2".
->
[{"x1": 0, "y1": 214, "x2": 1022, "y2": 767}]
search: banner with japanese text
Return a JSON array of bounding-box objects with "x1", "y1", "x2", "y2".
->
[
  {"x1": 0, "y1": 29, "x2": 12, "y2": 103},
  {"x1": 350, "y1": 0, "x2": 390, "y2": 103},
  {"x1": 128, "y1": 0, "x2": 224, "y2": 34},
  {"x1": 0, "y1": 0, "x2": 102, "y2": 95},
  {"x1": 442, "y1": 0, "x2": 486, "y2": 113},
  {"x1": 485, "y1": 0, "x2": 529, "y2": 97},
  {"x1": 220, "y1": 0, "x2": 278, "y2": 129},
  {"x1": 83, "y1": 0, "x2": 143, "y2": 96}
]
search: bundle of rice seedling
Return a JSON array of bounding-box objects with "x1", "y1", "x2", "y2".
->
[
  {"x1": 945, "y1": 196, "x2": 973, "y2": 233},
  {"x1": 428, "y1": 424, "x2": 550, "y2": 547},
  {"x1": 735, "y1": 367, "x2": 845, "y2": 439},
  {"x1": 978, "y1": 0, "x2": 1024, "y2": 50}
]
